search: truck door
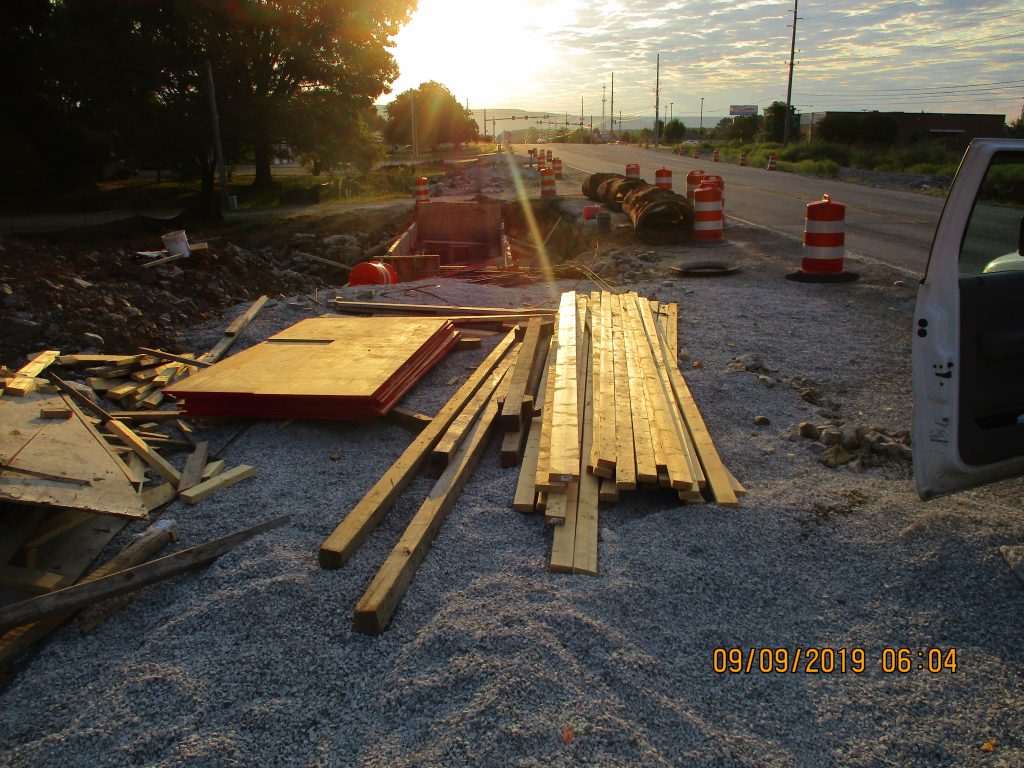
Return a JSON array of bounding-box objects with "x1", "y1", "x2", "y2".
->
[{"x1": 913, "y1": 139, "x2": 1024, "y2": 499}]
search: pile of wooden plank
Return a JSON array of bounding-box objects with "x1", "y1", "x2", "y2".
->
[
  {"x1": 510, "y1": 290, "x2": 743, "y2": 575},
  {"x1": 165, "y1": 316, "x2": 462, "y2": 420}
]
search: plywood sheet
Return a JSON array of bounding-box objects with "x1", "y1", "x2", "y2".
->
[{"x1": 0, "y1": 393, "x2": 147, "y2": 518}]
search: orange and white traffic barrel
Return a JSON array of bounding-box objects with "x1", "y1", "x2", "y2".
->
[
  {"x1": 540, "y1": 167, "x2": 556, "y2": 197},
  {"x1": 685, "y1": 169, "x2": 707, "y2": 202},
  {"x1": 693, "y1": 180, "x2": 724, "y2": 244},
  {"x1": 553, "y1": 157, "x2": 563, "y2": 179},
  {"x1": 349, "y1": 261, "x2": 399, "y2": 285},
  {"x1": 738, "y1": 151, "x2": 748, "y2": 167},
  {"x1": 787, "y1": 194, "x2": 858, "y2": 283},
  {"x1": 767, "y1": 153, "x2": 777, "y2": 171},
  {"x1": 625, "y1": 163, "x2": 640, "y2": 179},
  {"x1": 712, "y1": 148, "x2": 720, "y2": 162},
  {"x1": 691, "y1": 146, "x2": 700, "y2": 159},
  {"x1": 703, "y1": 174, "x2": 725, "y2": 210},
  {"x1": 655, "y1": 167, "x2": 672, "y2": 190},
  {"x1": 414, "y1": 176, "x2": 429, "y2": 203},
  {"x1": 546, "y1": 149, "x2": 553, "y2": 163}
]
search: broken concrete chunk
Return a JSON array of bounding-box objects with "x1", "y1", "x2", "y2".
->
[{"x1": 796, "y1": 421, "x2": 821, "y2": 440}]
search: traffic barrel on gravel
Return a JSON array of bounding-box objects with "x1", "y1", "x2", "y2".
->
[
  {"x1": 414, "y1": 176, "x2": 429, "y2": 203},
  {"x1": 693, "y1": 180, "x2": 724, "y2": 244},
  {"x1": 655, "y1": 167, "x2": 673, "y2": 190},
  {"x1": 685, "y1": 169, "x2": 707, "y2": 203},
  {"x1": 767, "y1": 153, "x2": 778, "y2": 171},
  {"x1": 703, "y1": 174, "x2": 725, "y2": 209},
  {"x1": 553, "y1": 157, "x2": 563, "y2": 179},
  {"x1": 540, "y1": 167, "x2": 556, "y2": 197},
  {"x1": 786, "y1": 194, "x2": 858, "y2": 283}
]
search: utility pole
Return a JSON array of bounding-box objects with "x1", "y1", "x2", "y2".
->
[
  {"x1": 670, "y1": 102, "x2": 673, "y2": 122},
  {"x1": 205, "y1": 60, "x2": 229, "y2": 212},
  {"x1": 606, "y1": 72, "x2": 614, "y2": 137},
  {"x1": 602, "y1": 84, "x2": 606, "y2": 135},
  {"x1": 482, "y1": 108, "x2": 487, "y2": 141},
  {"x1": 654, "y1": 53, "x2": 661, "y2": 146},
  {"x1": 783, "y1": 0, "x2": 800, "y2": 146},
  {"x1": 699, "y1": 97, "x2": 704, "y2": 140}
]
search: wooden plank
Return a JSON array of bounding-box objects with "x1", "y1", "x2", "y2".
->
[
  {"x1": 512, "y1": 342, "x2": 553, "y2": 511},
  {"x1": 0, "y1": 516, "x2": 290, "y2": 634},
  {"x1": 4, "y1": 350, "x2": 60, "y2": 396},
  {"x1": 590, "y1": 291, "x2": 617, "y2": 476},
  {"x1": 105, "y1": 419, "x2": 181, "y2": 486},
  {"x1": 572, "y1": 338, "x2": 599, "y2": 576},
  {"x1": 353, "y1": 365, "x2": 508, "y2": 635},
  {"x1": 178, "y1": 464, "x2": 255, "y2": 505},
  {"x1": 383, "y1": 407, "x2": 433, "y2": 434},
  {"x1": 56, "y1": 354, "x2": 140, "y2": 368},
  {"x1": 136, "y1": 348, "x2": 212, "y2": 368},
  {"x1": 319, "y1": 329, "x2": 519, "y2": 569},
  {"x1": 616, "y1": 294, "x2": 657, "y2": 484},
  {"x1": 727, "y1": 467, "x2": 747, "y2": 495},
  {"x1": 39, "y1": 406, "x2": 72, "y2": 419},
  {"x1": 332, "y1": 299, "x2": 554, "y2": 317},
  {"x1": 633, "y1": 296, "x2": 694, "y2": 490},
  {"x1": 532, "y1": 333, "x2": 560, "y2": 494},
  {"x1": 598, "y1": 477, "x2": 620, "y2": 503},
  {"x1": 548, "y1": 307, "x2": 591, "y2": 529},
  {"x1": 500, "y1": 317, "x2": 544, "y2": 431},
  {"x1": 142, "y1": 482, "x2": 177, "y2": 511},
  {"x1": 651, "y1": 320, "x2": 738, "y2": 507},
  {"x1": 0, "y1": 564, "x2": 69, "y2": 595},
  {"x1": 201, "y1": 459, "x2": 226, "y2": 481},
  {"x1": 431, "y1": 353, "x2": 515, "y2": 471},
  {"x1": 0, "y1": 509, "x2": 46, "y2": 565},
  {"x1": 108, "y1": 410, "x2": 184, "y2": 422},
  {"x1": 608, "y1": 296, "x2": 637, "y2": 490},
  {"x1": 22, "y1": 510, "x2": 94, "y2": 550},
  {"x1": 177, "y1": 441, "x2": 210, "y2": 492},
  {"x1": 224, "y1": 294, "x2": 269, "y2": 336},
  {"x1": 547, "y1": 292, "x2": 580, "y2": 483}
]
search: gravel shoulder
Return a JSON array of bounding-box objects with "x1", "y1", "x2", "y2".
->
[{"x1": 1, "y1": 157, "x2": 1022, "y2": 768}]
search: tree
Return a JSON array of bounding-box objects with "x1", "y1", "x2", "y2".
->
[
  {"x1": 1006, "y1": 116, "x2": 1024, "y2": 139},
  {"x1": 384, "y1": 82, "x2": 477, "y2": 151},
  {"x1": 663, "y1": 118, "x2": 686, "y2": 144},
  {"x1": 726, "y1": 115, "x2": 761, "y2": 143},
  {"x1": 763, "y1": 101, "x2": 798, "y2": 143}
]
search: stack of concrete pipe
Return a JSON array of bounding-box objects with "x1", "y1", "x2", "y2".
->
[{"x1": 582, "y1": 173, "x2": 694, "y2": 243}]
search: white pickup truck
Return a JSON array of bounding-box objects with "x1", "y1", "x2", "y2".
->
[{"x1": 913, "y1": 138, "x2": 1024, "y2": 499}]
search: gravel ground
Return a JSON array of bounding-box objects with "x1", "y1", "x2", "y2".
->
[{"x1": 2, "y1": 170, "x2": 1023, "y2": 767}]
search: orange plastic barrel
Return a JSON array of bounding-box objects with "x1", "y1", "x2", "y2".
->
[{"x1": 349, "y1": 261, "x2": 399, "y2": 285}]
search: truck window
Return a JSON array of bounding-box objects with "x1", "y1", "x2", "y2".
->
[{"x1": 959, "y1": 151, "x2": 1024, "y2": 276}]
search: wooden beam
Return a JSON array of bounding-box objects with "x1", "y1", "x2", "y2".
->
[
  {"x1": 0, "y1": 516, "x2": 289, "y2": 634},
  {"x1": 383, "y1": 407, "x2": 433, "y2": 434},
  {"x1": 319, "y1": 329, "x2": 519, "y2": 570},
  {"x1": 547, "y1": 292, "x2": 580, "y2": 483},
  {"x1": 105, "y1": 419, "x2": 181, "y2": 486},
  {"x1": 136, "y1": 348, "x2": 213, "y2": 368},
  {"x1": 178, "y1": 465, "x2": 255, "y2": 505},
  {"x1": 353, "y1": 365, "x2": 508, "y2": 634},
  {"x1": 177, "y1": 441, "x2": 210, "y2": 492},
  {"x1": 4, "y1": 350, "x2": 60, "y2": 396},
  {"x1": 224, "y1": 294, "x2": 269, "y2": 336},
  {"x1": 512, "y1": 341, "x2": 554, "y2": 511},
  {"x1": 0, "y1": 565, "x2": 69, "y2": 595},
  {"x1": 609, "y1": 296, "x2": 637, "y2": 489},
  {"x1": 572, "y1": 344, "x2": 600, "y2": 576},
  {"x1": 616, "y1": 294, "x2": 657, "y2": 484},
  {"x1": 332, "y1": 299, "x2": 554, "y2": 317},
  {"x1": 499, "y1": 317, "x2": 545, "y2": 431}
]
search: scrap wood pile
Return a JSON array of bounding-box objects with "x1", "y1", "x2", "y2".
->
[
  {"x1": 317, "y1": 290, "x2": 739, "y2": 634},
  {"x1": 0, "y1": 298, "x2": 276, "y2": 675}
]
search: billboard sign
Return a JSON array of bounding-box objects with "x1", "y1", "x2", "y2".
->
[{"x1": 729, "y1": 105, "x2": 759, "y2": 117}]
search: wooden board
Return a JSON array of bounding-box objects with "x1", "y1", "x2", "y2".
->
[
  {"x1": 499, "y1": 317, "x2": 545, "y2": 432},
  {"x1": 512, "y1": 341, "x2": 554, "y2": 512},
  {"x1": 609, "y1": 296, "x2": 638, "y2": 490},
  {"x1": 572, "y1": 339, "x2": 600, "y2": 576},
  {"x1": 0, "y1": 393, "x2": 148, "y2": 518},
  {"x1": 546, "y1": 292, "x2": 580, "y2": 483},
  {"x1": 319, "y1": 329, "x2": 519, "y2": 569},
  {"x1": 616, "y1": 294, "x2": 658, "y2": 484}
]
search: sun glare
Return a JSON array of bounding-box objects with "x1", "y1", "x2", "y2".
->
[{"x1": 388, "y1": 0, "x2": 584, "y2": 108}]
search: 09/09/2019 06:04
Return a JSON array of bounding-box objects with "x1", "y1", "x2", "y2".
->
[{"x1": 712, "y1": 647, "x2": 959, "y2": 674}]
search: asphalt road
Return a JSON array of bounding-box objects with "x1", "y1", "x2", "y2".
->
[{"x1": 522, "y1": 143, "x2": 948, "y2": 277}]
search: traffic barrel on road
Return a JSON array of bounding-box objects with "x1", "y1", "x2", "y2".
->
[
  {"x1": 713, "y1": 148, "x2": 720, "y2": 162},
  {"x1": 546, "y1": 149, "x2": 553, "y2": 164},
  {"x1": 553, "y1": 157, "x2": 563, "y2": 179},
  {"x1": 655, "y1": 167, "x2": 673, "y2": 190},
  {"x1": 767, "y1": 153, "x2": 778, "y2": 171},
  {"x1": 685, "y1": 169, "x2": 707, "y2": 203},
  {"x1": 738, "y1": 151, "x2": 748, "y2": 167},
  {"x1": 786, "y1": 194, "x2": 858, "y2": 283},
  {"x1": 691, "y1": 146, "x2": 700, "y2": 159},
  {"x1": 625, "y1": 163, "x2": 640, "y2": 179},
  {"x1": 540, "y1": 167, "x2": 556, "y2": 197},
  {"x1": 693, "y1": 180, "x2": 724, "y2": 244},
  {"x1": 414, "y1": 176, "x2": 429, "y2": 203},
  {"x1": 703, "y1": 174, "x2": 725, "y2": 210}
]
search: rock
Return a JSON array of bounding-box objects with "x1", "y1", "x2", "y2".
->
[
  {"x1": 756, "y1": 375, "x2": 775, "y2": 388},
  {"x1": 820, "y1": 427, "x2": 841, "y2": 447},
  {"x1": 840, "y1": 424, "x2": 864, "y2": 451},
  {"x1": 82, "y1": 332, "x2": 105, "y2": 348},
  {"x1": 807, "y1": 441, "x2": 828, "y2": 455},
  {"x1": 727, "y1": 353, "x2": 770, "y2": 373},
  {"x1": 2, "y1": 283, "x2": 23, "y2": 309},
  {"x1": 291, "y1": 233, "x2": 316, "y2": 244},
  {"x1": 799, "y1": 388, "x2": 822, "y2": 405},
  {"x1": 71, "y1": 277, "x2": 93, "y2": 289},
  {"x1": 754, "y1": 415, "x2": 770, "y2": 426},
  {"x1": 820, "y1": 445, "x2": 855, "y2": 468},
  {"x1": 796, "y1": 421, "x2": 820, "y2": 440}
]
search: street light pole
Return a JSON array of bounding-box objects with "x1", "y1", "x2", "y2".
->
[{"x1": 699, "y1": 97, "x2": 704, "y2": 140}]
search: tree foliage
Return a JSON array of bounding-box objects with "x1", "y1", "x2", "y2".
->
[
  {"x1": 763, "y1": 101, "x2": 798, "y2": 143},
  {"x1": 663, "y1": 118, "x2": 686, "y2": 144},
  {"x1": 384, "y1": 82, "x2": 478, "y2": 150}
]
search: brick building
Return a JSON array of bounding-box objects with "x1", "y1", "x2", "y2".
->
[{"x1": 800, "y1": 111, "x2": 1006, "y2": 149}]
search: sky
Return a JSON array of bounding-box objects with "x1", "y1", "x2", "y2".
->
[{"x1": 384, "y1": 0, "x2": 1024, "y2": 127}]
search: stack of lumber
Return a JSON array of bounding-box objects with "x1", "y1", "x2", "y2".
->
[
  {"x1": 165, "y1": 316, "x2": 461, "y2": 420},
  {"x1": 511, "y1": 290, "x2": 743, "y2": 575},
  {"x1": 331, "y1": 298, "x2": 555, "y2": 332}
]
